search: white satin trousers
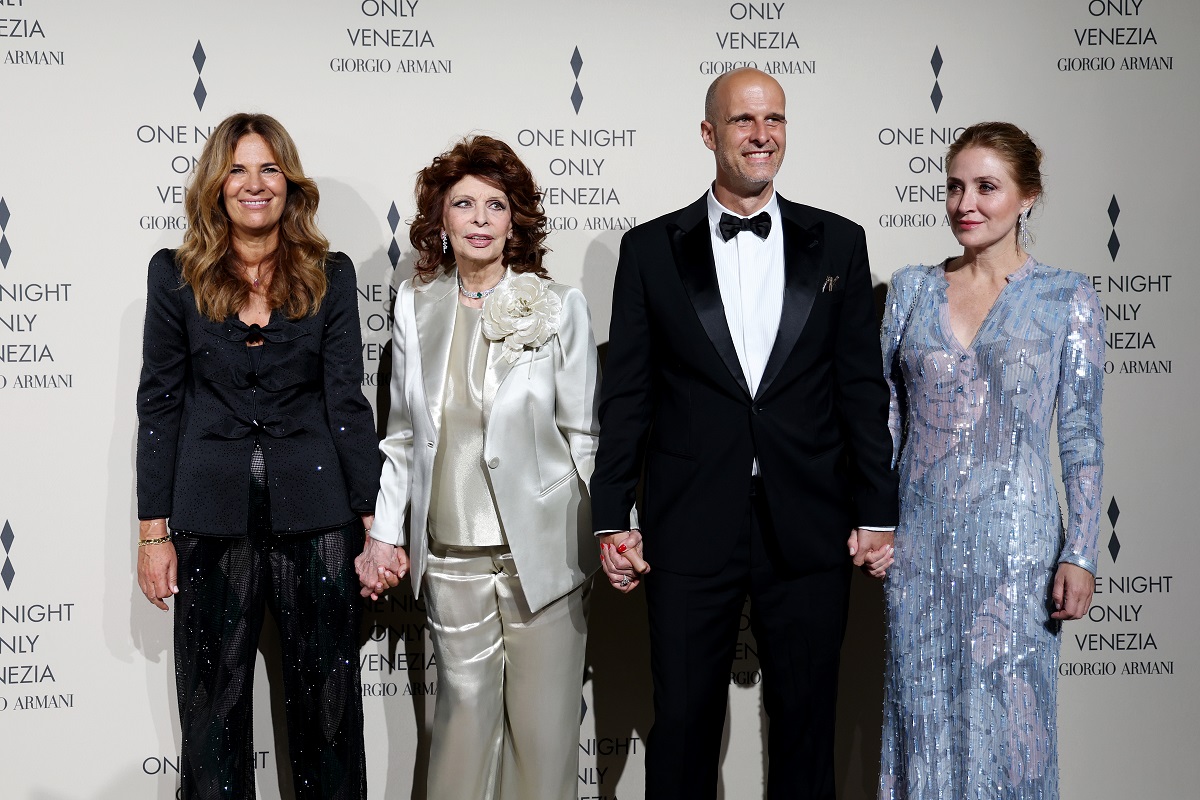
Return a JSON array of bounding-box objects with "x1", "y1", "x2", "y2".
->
[{"x1": 423, "y1": 543, "x2": 589, "y2": 800}]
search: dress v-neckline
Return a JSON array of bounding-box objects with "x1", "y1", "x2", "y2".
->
[{"x1": 939, "y1": 257, "x2": 1034, "y2": 354}]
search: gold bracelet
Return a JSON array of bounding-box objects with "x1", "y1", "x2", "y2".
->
[{"x1": 138, "y1": 535, "x2": 172, "y2": 547}]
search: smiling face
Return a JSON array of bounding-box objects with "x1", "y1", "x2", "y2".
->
[
  {"x1": 701, "y1": 69, "x2": 787, "y2": 207},
  {"x1": 441, "y1": 174, "x2": 513, "y2": 272},
  {"x1": 946, "y1": 146, "x2": 1036, "y2": 256},
  {"x1": 222, "y1": 133, "x2": 287, "y2": 243}
]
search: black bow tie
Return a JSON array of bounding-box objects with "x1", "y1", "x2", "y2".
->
[{"x1": 718, "y1": 211, "x2": 772, "y2": 242}]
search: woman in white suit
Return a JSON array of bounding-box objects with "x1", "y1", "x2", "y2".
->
[{"x1": 356, "y1": 135, "x2": 601, "y2": 799}]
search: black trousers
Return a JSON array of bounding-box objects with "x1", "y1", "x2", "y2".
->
[
  {"x1": 172, "y1": 448, "x2": 366, "y2": 799},
  {"x1": 644, "y1": 479, "x2": 852, "y2": 800}
]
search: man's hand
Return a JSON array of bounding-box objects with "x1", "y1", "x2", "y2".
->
[{"x1": 847, "y1": 528, "x2": 895, "y2": 580}]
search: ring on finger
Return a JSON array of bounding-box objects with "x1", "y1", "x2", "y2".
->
[{"x1": 620, "y1": 575, "x2": 631, "y2": 587}]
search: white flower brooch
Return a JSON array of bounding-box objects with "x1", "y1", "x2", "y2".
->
[{"x1": 481, "y1": 273, "x2": 562, "y2": 363}]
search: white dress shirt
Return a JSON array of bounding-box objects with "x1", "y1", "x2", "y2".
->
[
  {"x1": 707, "y1": 190, "x2": 784, "y2": 399},
  {"x1": 708, "y1": 190, "x2": 783, "y2": 476}
]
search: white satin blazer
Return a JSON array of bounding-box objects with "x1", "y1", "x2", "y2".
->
[{"x1": 372, "y1": 268, "x2": 603, "y2": 613}]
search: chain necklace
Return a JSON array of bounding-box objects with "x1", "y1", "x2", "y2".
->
[{"x1": 458, "y1": 273, "x2": 506, "y2": 300}]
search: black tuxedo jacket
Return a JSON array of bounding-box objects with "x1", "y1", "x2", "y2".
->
[
  {"x1": 591, "y1": 194, "x2": 898, "y2": 576},
  {"x1": 136, "y1": 248, "x2": 380, "y2": 536}
]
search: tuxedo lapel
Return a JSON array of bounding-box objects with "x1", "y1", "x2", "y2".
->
[
  {"x1": 414, "y1": 270, "x2": 458, "y2": 434},
  {"x1": 755, "y1": 214, "x2": 824, "y2": 400},
  {"x1": 670, "y1": 205, "x2": 751, "y2": 398}
]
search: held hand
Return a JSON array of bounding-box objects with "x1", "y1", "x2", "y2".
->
[
  {"x1": 848, "y1": 528, "x2": 895, "y2": 579},
  {"x1": 136, "y1": 520, "x2": 178, "y2": 611},
  {"x1": 355, "y1": 537, "x2": 409, "y2": 601},
  {"x1": 599, "y1": 530, "x2": 649, "y2": 593},
  {"x1": 1051, "y1": 562, "x2": 1094, "y2": 620}
]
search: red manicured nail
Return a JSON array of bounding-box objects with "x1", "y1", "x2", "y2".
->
[{"x1": 617, "y1": 543, "x2": 628, "y2": 554}]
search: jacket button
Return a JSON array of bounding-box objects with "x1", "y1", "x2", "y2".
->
[{"x1": 487, "y1": 457, "x2": 500, "y2": 469}]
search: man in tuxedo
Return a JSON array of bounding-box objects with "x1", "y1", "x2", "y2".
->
[{"x1": 590, "y1": 68, "x2": 898, "y2": 799}]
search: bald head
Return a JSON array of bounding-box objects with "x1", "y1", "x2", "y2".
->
[
  {"x1": 700, "y1": 68, "x2": 788, "y2": 211},
  {"x1": 704, "y1": 68, "x2": 785, "y2": 124}
]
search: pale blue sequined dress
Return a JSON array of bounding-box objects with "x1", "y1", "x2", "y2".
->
[{"x1": 878, "y1": 258, "x2": 1104, "y2": 800}]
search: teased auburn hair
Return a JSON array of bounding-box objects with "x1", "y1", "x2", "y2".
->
[
  {"x1": 410, "y1": 135, "x2": 549, "y2": 283},
  {"x1": 177, "y1": 113, "x2": 329, "y2": 321}
]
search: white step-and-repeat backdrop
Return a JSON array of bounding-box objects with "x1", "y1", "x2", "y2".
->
[{"x1": 2, "y1": 1, "x2": 1197, "y2": 797}]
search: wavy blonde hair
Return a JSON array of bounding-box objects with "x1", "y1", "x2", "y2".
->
[{"x1": 178, "y1": 113, "x2": 329, "y2": 321}]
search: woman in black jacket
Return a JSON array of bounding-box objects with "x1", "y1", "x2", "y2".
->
[{"x1": 135, "y1": 112, "x2": 379, "y2": 800}]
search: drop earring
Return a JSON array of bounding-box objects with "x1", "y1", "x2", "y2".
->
[
  {"x1": 1018, "y1": 209, "x2": 1031, "y2": 251},
  {"x1": 441, "y1": 231, "x2": 448, "y2": 254}
]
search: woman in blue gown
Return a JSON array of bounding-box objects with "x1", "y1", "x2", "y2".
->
[{"x1": 878, "y1": 122, "x2": 1105, "y2": 799}]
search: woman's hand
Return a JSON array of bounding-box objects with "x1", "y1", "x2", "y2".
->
[
  {"x1": 1051, "y1": 562, "x2": 1094, "y2": 620},
  {"x1": 355, "y1": 536, "x2": 409, "y2": 601},
  {"x1": 861, "y1": 544, "x2": 895, "y2": 579},
  {"x1": 599, "y1": 530, "x2": 649, "y2": 593},
  {"x1": 136, "y1": 519, "x2": 178, "y2": 611}
]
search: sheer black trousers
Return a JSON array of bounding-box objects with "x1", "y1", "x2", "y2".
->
[{"x1": 172, "y1": 447, "x2": 366, "y2": 799}]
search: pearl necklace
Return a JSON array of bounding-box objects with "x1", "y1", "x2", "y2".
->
[{"x1": 458, "y1": 273, "x2": 506, "y2": 300}]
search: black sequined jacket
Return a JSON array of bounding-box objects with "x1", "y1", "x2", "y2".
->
[{"x1": 136, "y1": 248, "x2": 380, "y2": 536}]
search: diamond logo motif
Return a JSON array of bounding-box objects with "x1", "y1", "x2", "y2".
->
[
  {"x1": 1, "y1": 522, "x2": 12, "y2": 590},
  {"x1": 194, "y1": 78, "x2": 207, "y2": 111},
  {"x1": 387, "y1": 202, "x2": 401, "y2": 233},
  {"x1": 571, "y1": 82, "x2": 583, "y2": 114},
  {"x1": 1107, "y1": 230, "x2": 1120, "y2": 261},
  {"x1": 570, "y1": 47, "x2": 583, "y2": 79},
  {"x1": 1107, "y1": 531, "x2": 1121, "y2": 562},
  {"x1": 0, "y1": 197, "x2": 9, "y2": 229},
  {"x1": 930, "y1": 82, "x2": 942, "y2": 113},
  {"x1": 387, "y1": 239, "x2": 401, "y2": 268},
  {"x1": 0, "y1": 235, "x2": 10, "y2": 269},
  {"x1": 930, "y1": 46, "x2": 943, "y2": 77},
  {"x1": 193, "y1": 41, "x2": 206, "y2": 73},
  {"x1": 1107, "y1": 497, "x2": 1120, "y2": 527},
  {"x1": 1107, "y1": 195, "x2": 1120, "y2": 226}
]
